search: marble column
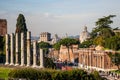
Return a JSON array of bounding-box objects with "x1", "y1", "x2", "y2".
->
[
  {"x1": 15, "y1": 33, "x2": 19, "y2": 66},
  {"x1": 40, "y1": 49, "x2": 44, "y2": 68},
  {"x1": 21, "y1": 32, "x2": 24, "y2": 66},
  {"x1": 10, "y1": 33, "x2": 14, "y2": 65},
  {"x1": 27, "y1": 31, "x2": 31, "y2": 66},
  {"x1": 32, "y1": 40, "x2": 37, "y2": 67},
  {"x1": 5, "y1": 34, "x2": 9, "y2": 65}
]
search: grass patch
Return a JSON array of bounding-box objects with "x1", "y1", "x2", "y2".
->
[
  {"x1": 112, "y1": 70, "x2": 120, "y2": 74},
  {"x1": 0, "y1": 67, "x2": 11, "y2": 79}
]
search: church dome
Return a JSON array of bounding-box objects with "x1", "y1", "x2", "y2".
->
[{"x1": 79, "y1": 26, "x2": 90, "y2": 43}]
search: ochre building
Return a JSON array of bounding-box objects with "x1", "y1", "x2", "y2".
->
[{"x1": 52, "y1": 45, "x2": 118, "y2": 71}]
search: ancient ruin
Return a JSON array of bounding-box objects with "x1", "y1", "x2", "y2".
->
[
  {"x1": 0, "y1": 19, "x2": 7, "y2": 36},
  {"x1": 5, "y1": 31, "x2": 44, "y2": 68}
]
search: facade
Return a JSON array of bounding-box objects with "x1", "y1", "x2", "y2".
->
[
  {"x1": 39, "y1": 32, "x2": 51, "y2": 42},
  {"x1": 51, "y1": 45, "x2": 118, "y2": 71},
  {"x1": 79, "y1": 26, "x2": 90, "y2": 43},
  {"x1": 39, "y1": 32, "x2": 60, "y2": 44},
  {"x1": 78, "y1": 48, "x2": 117, "y2": 71},
  {"x1": 0, "y1": 19, "x2": 7, "y2": 36}
]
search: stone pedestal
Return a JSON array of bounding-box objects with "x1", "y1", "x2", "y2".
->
[
  {"x1": 5, "y1": 34, "x2": 9, "y2": 65},
  {"x1": 10, "y1": 33, "x2": 14, "y2": 65},
  {"x1": 39, "y1": 49, "x2": 44, "y2": 68},
  {"x1": 32, "y1": 40, "x2": 37, "y2": 67},
  {"x1": 15, "y1": 33, "x2": 19, "y2": 66},
  {"x1": 21, "y1": 33, "x2": 25, "y2": 66},
  {"x1": 27, "y1": 31, "x2": 31, "y2": 66}
]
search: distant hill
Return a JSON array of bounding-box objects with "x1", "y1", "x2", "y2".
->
[
  {"x1": 68, "y1": 35, "x2": 79, "y2": 39},
  {"x1": 31, "y1": 36, "x2": 39, "y2": 41}
]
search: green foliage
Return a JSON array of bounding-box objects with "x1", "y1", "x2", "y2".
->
[
  {"x1": 60, "y1": 38, "x2": 79, "y2": 47},
  {"x1": 91, "y1": 71, "x2": 102, "y2": 80},
  {"x1": 44, "y1": 57, "x2": 56, "y2": 69},
  {"x1": 79, "y1": 39, "x2": 93, "y2": 48},
  {"x1": 8, "y1": 68, "x2": 104, "y2": 80},
  {"x1": 38, "y1": 41, "x2": 51, "y2": 54},
  {"x1": 96, "y1": 15, "x2": 116, "y2": 29},
  {"x1": 93, "y1": 36, "x2": 105, "y2": 46},
  {"x1": 89, "y1": 15, "x2": 120, "y2": 51},
  {"x1": 105, "y1": 36, "x2": 120, "y2": 50},
  {"x1": 39, "y1": 41, "x2": 51, "y2": 56},
  {"x1": 112, "y1": 70, "x2": 120, "y2": 74},
  {"x1": 91, "y1": 15, "x2": 116, "y2": 46},
  {"x1": 53, "y1": 42, "x2": 61, "y2": 50},
  {"x1": 108, "y1": 52, "x2": 120, "y2": 70},
  {"x1": 0, "y1": 36, "x2": 5, "y2": 53},
  {"x1": 0, "y1": 67, "x2": 11, "y2": 79},
  {"x1": 15, "y1": 14, "x2": 28, "y2": 33},
  {"x1": 38, "y1": 41, "x2": 51, "y2": 49}
]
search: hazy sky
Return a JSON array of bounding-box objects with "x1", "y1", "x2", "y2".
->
[{"x1": 0, "y1": 0, "x2": 120, "y2": 37}]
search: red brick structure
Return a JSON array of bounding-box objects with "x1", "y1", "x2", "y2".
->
[
  {"x1": 0, "y1": 19, "x2": 7, "y2": 36},
  {"x1": 59, "y1": 45, "x2": 79, "y2": 62}
]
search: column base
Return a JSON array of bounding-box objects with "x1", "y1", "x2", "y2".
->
[
  {"x1": 26, "y1": 64, "x2": 30, "y2": 67},
  {"x1": 20, "y1": 64, "x2": 25, "y2": 66},
  {"x1": 10, "y1": 63, "x2": 14, "y2": 65},
  {"x1": 15, "y1": 63, "x2": 19, "y2": 66},
  {"x1": 39, "y1": 66, "x2": 44, "y2": 68},
  {"x1": 5, "y1": 62, "x2": 9, "y2": 65},
  {"x1": 32, "y1": 65, "x2": 38, "y2": 68}
]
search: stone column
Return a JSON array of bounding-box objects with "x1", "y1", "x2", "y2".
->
[
  {"x1": 102, "y1": 55, "x2": 105, "y2": 69},
  {"x1": 5, "y1": 34, "x2": 9, "y2": 65},
  {"x1": 21, "y1": 32, "x2": 24, "y2": 66},
  {"x1": 10, "y1": 33, "x2": 14, "y2": 65},
  {"x1": 89, "y1": 50, "x2": 92, "y2": 69},
  {"x1": 40, "y1": 49, "x2": 44, "y2": 68},
  {"x1": 100, "y1": 56, "x2": 102, "y2": 68},
  {"x1": 32, "y1": 40, "x2": 37, "y2": 67},
  {"x1": 27, "y1": 31, "x2": 31, "y2": 66},
  {"x1": 15, "y1": 33, "x2": 19, "y2": 66}
]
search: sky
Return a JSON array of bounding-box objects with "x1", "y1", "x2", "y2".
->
[{"x1": 0, "y1": 0, "x2": 120, "y2": 37}]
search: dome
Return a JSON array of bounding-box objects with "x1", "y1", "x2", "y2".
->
[{"x1": 79, "y1": 26, "x2": 90, "y2": 43}]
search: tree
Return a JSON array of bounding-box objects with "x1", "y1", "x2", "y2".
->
[
  {"x1": 53, "y1": 42, "x2": 61, "y2": 60},
  {"x1": 91, "y1": 15, "x2": 115, "y2": 38},
  {"x1": 15, "y1": 14, "x2": 28, "y2": 63},
  {"x1": 15, "y1": 14, "x2": 28, "y2": 33},
  {"x1": 108, "y1": 52, "x2": 120, "y2": 70},
  {"x1": 53, "y1": 42, "x2": 61, "y2": 52},
  {"x1": 105, "y1": 36, "x2": 120, "y2": 50},
  {"x1": 44, "y1": 57, "x2": 56, "y2": 69},
  {"x1": 0, "y1": 36, "x2": 5, "y2": 52},
  {"x1": 60, "y1": 38, "x2": 79, "y2": 62},
  {"x1": 93, "y1": 36, "x2": 104, "y2": 46},
  {"x1": 91, "y1": 15, "x2": 116, "y2": 46},
  {"x1": 38, "y1": 41, "x2": 51, "y2": 54},
  {"x1": 0, "y1": 36, "x2": 5, "y2": 63},
  {"x1": 79, "y1": 39, "x2": 93, "y2": 48}
]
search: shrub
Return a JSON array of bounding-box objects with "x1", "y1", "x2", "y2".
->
[{"x1": 8, "y1": 68, "x2": 104, "y2": 80}]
